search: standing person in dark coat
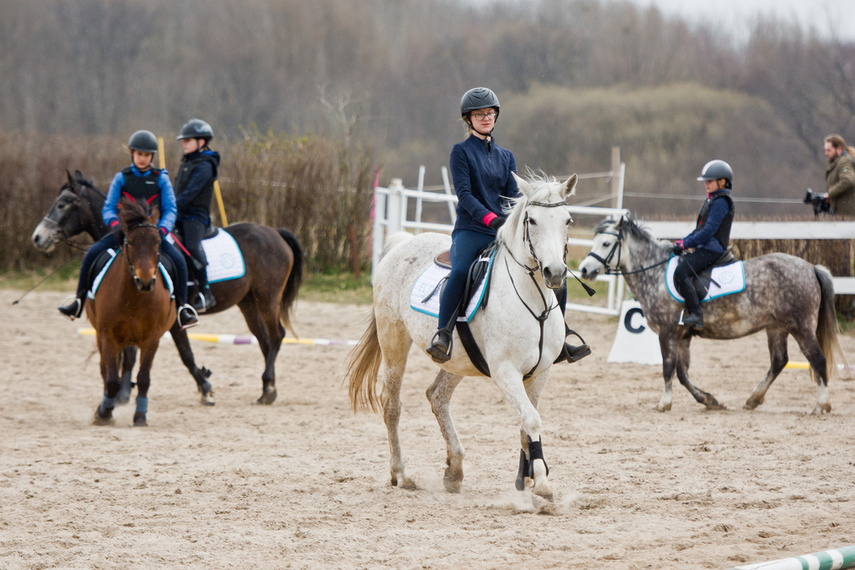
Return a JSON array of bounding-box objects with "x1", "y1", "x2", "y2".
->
[
  {"x1": 823, "y1": 134, "x2": 855, "y2": 217},
  {"x1": 174, "y1": 118, "x2": 221, "y2": 312},
  {"x1": 671, "y1": 159, "x2": 735, "y2": 331}
]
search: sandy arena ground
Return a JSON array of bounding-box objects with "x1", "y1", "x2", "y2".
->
[{"x1": 1, "y1": 288, "x2": 854, "y2": 569}]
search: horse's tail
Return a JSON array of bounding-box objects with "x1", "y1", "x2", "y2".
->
[
  {"x1": 345, "y1": 311, "x2": 383, "y2": 414},
  {"x1": 278, "y1": 228, "x2": 304, "y2": 336},
  {"x1": 814, "y1": 265, "x2": 845, "y2": 381}
]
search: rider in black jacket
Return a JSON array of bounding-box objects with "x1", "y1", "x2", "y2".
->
[{"x1": 174, "y1": 119, "x2": 221, "y2": 312}]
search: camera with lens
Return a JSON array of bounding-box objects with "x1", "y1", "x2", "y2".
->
[{"x1": 803, "y1": 188, "x2": 832, "y2": 215}]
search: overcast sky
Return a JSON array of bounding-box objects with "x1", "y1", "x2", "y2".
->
[{"x1": 613, "y1": 0, "x2": 855, "y2": 41}]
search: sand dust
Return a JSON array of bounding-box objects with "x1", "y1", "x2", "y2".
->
[{"x1": 1, "y1": 289, "x2": 854, "y2": 569}]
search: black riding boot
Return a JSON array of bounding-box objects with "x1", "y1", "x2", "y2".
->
[
  {"x1": 58, "y1": 296, "x2": 85, "y2": 320},
  {"x1": 426, "y1": 328, "x2": 453, "y2": 363},
  {"x1": 681, "y1": 287, "x2": 704, "y2": 331},
  {"x1": 426, "y1": 306, "x2": 461, "y2": 364},
  {"x1": 554, "y1": 326, "x2": 591, "y2": 364},
  {"x1": 192, "y1": 271, "x2": 216, "y2": 313}
]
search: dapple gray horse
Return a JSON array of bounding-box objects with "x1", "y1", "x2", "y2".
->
[
  {"x1": 579, "y1": 215, "x2": 844, "y2": 414},
  {"x1": 346, "y1": 173, "x2": 579, "y2": 500}
]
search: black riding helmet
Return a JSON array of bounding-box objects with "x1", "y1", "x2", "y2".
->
[
  {"x1": 460, "y1": 87, "x2": 500, "y2": 119},
  {"x1": 128, "y1": 130, "x2": 159, "y2": 154},
  {"x1": 697, "y1": 159, "x2": 733, "y2": 183},
  {"x1": 176, "y1": 118, "x2": 214, "y2": 141}
]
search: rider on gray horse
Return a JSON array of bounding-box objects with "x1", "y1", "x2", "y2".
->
[{"x1": 671, "y1": 159, "x2": 735, "y2": 331}]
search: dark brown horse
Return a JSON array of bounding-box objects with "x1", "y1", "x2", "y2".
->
[
  {"x1": 33, "y1": 170, "x2": 303, "y2": 405},
  {"x1": 90, "y1": 197, "x2": 175, "y2": 426}
]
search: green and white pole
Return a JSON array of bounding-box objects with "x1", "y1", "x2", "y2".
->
[{"x1": 731, "y1": 545, "x2": 855, "y2": 570}]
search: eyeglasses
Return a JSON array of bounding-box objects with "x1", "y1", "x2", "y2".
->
[{"x1": 470, "y1": 112, "x2": 497, "y2": 121}]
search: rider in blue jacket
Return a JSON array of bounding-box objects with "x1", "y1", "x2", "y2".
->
[
  {"x1": 671, "y1": 159, "x2": 735, "y2": 331},
  {"x1": 58, "y1": 130, "x2": 199, "y2": 329},
  {"x1": 426, "y1": 88, "x2": 590, "y2": 365}
]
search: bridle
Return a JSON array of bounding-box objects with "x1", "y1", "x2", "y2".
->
[
  {"x1": 122, "y1": 221, "x2": 161, "y2": 288},
  {"x1": 39, "y1": 189, "x2": 83, "y2": 246},
  {"x1": 585, "y1": 224, "x2": 670, "y2": 276},
  {"x1": 503, "y1": 199, "x2": 568, "y2": 378},
  {"x1": 584, "y1": 229, "x2": 623, "y2": 275}
]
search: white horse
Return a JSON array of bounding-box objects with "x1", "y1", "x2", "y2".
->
[{"x1": 346, "y1": 173, "x2": 578, "y2": 500}]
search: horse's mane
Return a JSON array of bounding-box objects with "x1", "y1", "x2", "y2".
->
[
  {"x1": 66, "y1": 171, "x2": 107, "y2": 199},
  {"x1": 596, "y1": 215, "x2": 662, "y2": 247},
  {"x1": 118, "y1": 196, "x2": 155, "y2": 228}
]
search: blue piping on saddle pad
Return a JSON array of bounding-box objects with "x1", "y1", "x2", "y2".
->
[
  {"x1": 87, "y1": 248, "x2": 175, "y2": 300},
  {"x1": 409, "y1": 249, "x2": 496, "y2": 323},
  {"x1": 665, "y1": 255, "x2": 746, "y2": 304}
]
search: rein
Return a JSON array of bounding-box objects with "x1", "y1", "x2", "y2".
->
[
  {"x1": 585, "y1": 229, "x2": 669, "y2": 276},
  {"x1": 503, "y1": 199, "x2": 567, "y2": 378}
]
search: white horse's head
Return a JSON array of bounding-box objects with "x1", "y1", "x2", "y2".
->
[
  {"x1": 578, "y1": 216, "x2": 623, "y2": 281},
  {"x1": 502, "y1": 172, "x2": 577, "y2": 289}
]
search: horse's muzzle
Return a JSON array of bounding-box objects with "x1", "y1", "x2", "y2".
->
[
  {"x1": 134, "y1": 275, "x2": 157, "y2": 292},
  {"x1": 542, "y1": 264, "x2": 567, "y2": 289}
]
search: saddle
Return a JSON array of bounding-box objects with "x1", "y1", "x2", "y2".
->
[
  {"x1": 440, "y1": 243, "x2": 498, "y2": 378},
  {"x1": 85, "y1": 248, "x2": 176, "y2": 299},
  {"x1": 434, "y1": 243, "x2": 497, "y2": 310},
  {"x1": 686, "y1": 249, "x2": 736, "y2": 300}
]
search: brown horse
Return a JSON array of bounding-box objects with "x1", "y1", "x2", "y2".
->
[
  {"x1": 89, "y1": 197, "x2": 175, "y2": 426},
  {"x1": 32, "y1": 170, "x2": 303, "y2": 405}
]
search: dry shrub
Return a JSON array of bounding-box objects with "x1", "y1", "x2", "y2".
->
[
  {"x1": 0, "y1": 129, "x2": 378, "y2": 273},
  {"x1": 732, "y1": 237, "x2": 854, "y2": 314}
]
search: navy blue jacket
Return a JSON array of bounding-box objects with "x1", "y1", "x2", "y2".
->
[
  {"x1": 175, "y1": 150, "x2": 221, "y2": 225},
  {"x1": 681, "y1": 189, "x2": 734, "y2": 254},
  {"x1": 449, "y1": 134, "x2": 520, "y2": 235}
]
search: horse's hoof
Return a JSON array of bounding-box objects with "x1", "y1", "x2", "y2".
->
[
  {"x1": 743, "y1": 398, "x2": 762, "y2": 410},
  {"x1": 133, "y1": 412, "x2": 148, "y2": 427},
  {"x1": 654, "y1": 403, "x2": 672, "y2": 412},
  {"x1": 200, "y1": 393, "x2": 215, "y2": 406},
  {"x1": 116, "y1": 392, "x2": 131, "y2": 406},
  {"x1": 257, "y1": 385, "x2": 277, "y2": 405},
  {"x1": 532, "y1": 483, "x2": 554, "y2": 503},
  {"x1": 443, "y1": 476, "x2": 462, "y2": 493},
  {"x1": 92, "y1": 411, "x2": 115, "y2": 426},
  {"x1": 397, "y1": 476, "x2": 418, "y2": 491},
  {"x1": 810, "y1": 404, "x2": 831, "y2": 415}
]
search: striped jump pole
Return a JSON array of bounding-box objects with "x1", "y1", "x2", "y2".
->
[
  {"x1": 731, "y1": 545, "x2": 855, "y2": 570},
  {"x1": 77, "y1": 328, "x2": 358, "y2": 347}
]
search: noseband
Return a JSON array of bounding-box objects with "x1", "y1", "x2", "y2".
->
[
  {"x1": 39, "y1": 189, "x2": 80, "y2": 240},
  {"x1": 585, "y1": 225, "x2": 670, "y2": 275},
  {"x1": 585, "y1": 230, "x2": 623, "y2": 275}
]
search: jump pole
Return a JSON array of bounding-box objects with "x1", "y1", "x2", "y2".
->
[
  {"x1": 730, "y1": 545, "x2": 855, "y2": 570},
  {"x1": 77, "y1": 328, "x2": 357, "y2": 347}
]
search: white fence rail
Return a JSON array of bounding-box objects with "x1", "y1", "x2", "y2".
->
[
  {"x1": 372, "y1": 164, "x2": 629, "y2": 315},
  {"x1": 372, "y1": 169, "x2": 855, "y2": 314}
]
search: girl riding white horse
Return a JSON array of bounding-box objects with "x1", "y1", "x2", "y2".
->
[{"x1": 346, "y1": 173, "x2": 579, "y2": 500}]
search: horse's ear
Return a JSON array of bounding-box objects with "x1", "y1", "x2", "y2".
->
[
  {"x1": 66, "y1": 170, "x2": 76, "y2": 190},
  {"x1": 512, "y1": 172, "x2": 533, "y2": 198},
  {"x1": 562, "y1": 174, "x2": 578, "y2": 198},
  {"x1": 149, "y1": 204, "x2": 161, "y2": 224}
]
